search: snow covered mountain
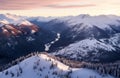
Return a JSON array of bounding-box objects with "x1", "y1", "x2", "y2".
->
[
  {"x1": 0, "y1": 13, "x2": 39, "y2": 37},
  {"x1": 0, "y1": 53, "x2": 114, "y2": 78},
  {"x1": 0, "y1": 13, "x2": 120, "y2": 65},
  {"x1": 0, "y1": 14, "x2": 59, "y2": 67},
  {"x1": 0, "y1": 14, "x2": 40, "y2": 59},
  {"x1": 29, "y1": 14, "x2": 120, "y2": 62},
  {"x1": 53, "y1": 38, "x2": 118, "y2": 62},
  {"x1": 0, "y1": 14, "x2": 119, "y2": 78}
]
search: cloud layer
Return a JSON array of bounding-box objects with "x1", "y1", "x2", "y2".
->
[
  {"x1": 0, "y1": 0, "x2": 95, "y2": 10},
  {"x1": 46, "y1": 4, "x2": 95, "y2": 8}
]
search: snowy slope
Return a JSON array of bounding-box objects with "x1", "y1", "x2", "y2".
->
[
  {"x1": 100, "y1": 33, "x2": 120, "y2": 48},
  {"x1": 53, "y1": 38, "x2": 115, "y2": 60},
  {"x1": 0, "y1": 13, "x2": 32, "y2": 26},
  {"x1": 0, "y1": 53, "x2": 114, "y2": 78}
]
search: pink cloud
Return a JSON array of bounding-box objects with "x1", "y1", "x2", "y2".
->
[{"x1": 0, "y1": 0, "x2": 95, "y2": 10}]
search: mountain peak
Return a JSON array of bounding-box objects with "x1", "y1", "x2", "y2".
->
[{"x1": 0, "y1": 13, "x2": 33, "y2": 26}]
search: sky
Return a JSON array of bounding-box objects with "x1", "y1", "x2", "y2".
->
[{"x1": 0, "y1": 0, "x2": 120, "y2": 17}]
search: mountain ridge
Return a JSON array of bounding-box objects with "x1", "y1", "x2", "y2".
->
[{"x1": 0, "y1": 52, "x2": 114, "y2": 78}]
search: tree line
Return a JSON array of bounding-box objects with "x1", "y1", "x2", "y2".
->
[
  {"x1": 0, "y1": 52, "x2": 40, "y2": 71},
  {"x1": 49, "y1": 55, "x2": 120, "y2": 78}
]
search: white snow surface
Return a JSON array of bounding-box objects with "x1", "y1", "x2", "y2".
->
[{"x1": 0, "y1": 53, "x2": 114, "y2": 78}]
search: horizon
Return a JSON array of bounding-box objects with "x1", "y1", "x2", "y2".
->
[
  {"x1": 0, "y1": 0, "x2": 120, "y2": 17},
  {"x1": 0, "y1": 13, "x2": 120, "y2": 18}
]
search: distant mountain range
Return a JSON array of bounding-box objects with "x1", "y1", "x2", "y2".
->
[
  {"x1": 0, "y1": 14, "x2": 120, "y2": 65},
  {"x1": 28, "y1": 14, "x2": 120, "y2": 62}
]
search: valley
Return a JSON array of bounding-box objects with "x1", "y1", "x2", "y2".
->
[{"x1": 0, "y1": 14, "x2": 120, "y2": 78}]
